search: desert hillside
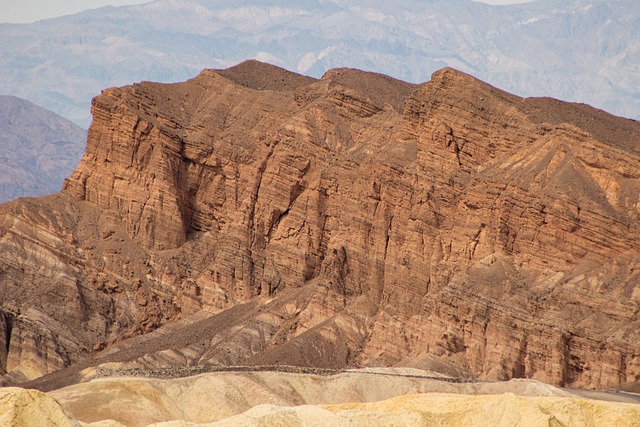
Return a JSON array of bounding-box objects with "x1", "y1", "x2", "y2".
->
[
  {"x1": 4, "y1": 368, "x2": 640, "y2": 426},
  {"x1": 1, "y1": 61, "x2": 639, "y2": 395}
]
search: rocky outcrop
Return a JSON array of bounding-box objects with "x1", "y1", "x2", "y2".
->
[{"x1": 2, "y1": 60, "x2": 640, "y2": 389}]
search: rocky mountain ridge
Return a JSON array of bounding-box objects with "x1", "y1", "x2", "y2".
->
[
  {"x1": 1, "y1": 61, "x2": 639, "y2": 391},
  {"x1": 1, "y1": 0, "x2": 638, "y2": 127}
]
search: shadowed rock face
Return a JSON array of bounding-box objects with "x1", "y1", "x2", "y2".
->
[{"x1": 2, "y1": 60, "x2": 640, "y2": 390}]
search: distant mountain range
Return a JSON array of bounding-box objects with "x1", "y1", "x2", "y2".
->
[
  {"x1": 0, "y1": 96, "x2": 86, "y2": 203},
  {"x1": 1, "y1": 0, "x2": 638, "y2": 127}
]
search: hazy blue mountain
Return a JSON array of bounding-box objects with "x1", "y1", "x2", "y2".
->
[
  {"x1": 1, "y1": 0, "x2": 638, "y2": 127},
  {"x1": 0, "y1": 96, "x2": 86, "y2": 203}
]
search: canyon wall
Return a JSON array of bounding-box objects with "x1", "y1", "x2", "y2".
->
[{"x1": 2, "y1": 61, "x2": 639, "y2": 389}]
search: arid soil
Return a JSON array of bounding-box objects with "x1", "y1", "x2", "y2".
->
[{"x1": 4, "y1": 368, "x2": 640, "y2": 427}]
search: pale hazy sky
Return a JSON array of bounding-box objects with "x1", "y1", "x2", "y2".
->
[{"x1": 1, "y1": 0, "x2": 535, "y2": 24}]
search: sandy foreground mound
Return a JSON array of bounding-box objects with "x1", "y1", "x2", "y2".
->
[
  {"x1": 0, "y1": 368, "x2": 620, "y2": 426},
  {"x1": 0, "y1": 387, "x2": 79, "y2": 426},
  {"x1": 3, "y1": 384, "x2": 640, "y2": 427},
  {"x1": 2, "y1": 376, "x2": 638, "y2": 427},
  {"x1": 204, "y1": 393, "x2": 640, "y2": 427}
]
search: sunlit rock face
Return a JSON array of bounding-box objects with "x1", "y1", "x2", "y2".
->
[{"x1": 2, "y1": 61, "x2": 640, "y2": 391}]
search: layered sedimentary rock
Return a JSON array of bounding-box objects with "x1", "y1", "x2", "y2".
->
[{"x1": 2, "y1": 60, "x2": 640, "y2": 389}]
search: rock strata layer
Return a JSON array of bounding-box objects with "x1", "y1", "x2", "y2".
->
[{"x1": 1, "y1": 60, "x2": 640, "y2": 389}]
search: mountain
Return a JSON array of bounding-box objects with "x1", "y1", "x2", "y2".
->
[
  {"x1": 1, "y1": 61, "x2": 639, "y2": 393},
  {"x1": 0, "y1": 0, "x2": 638, "y2": 127},
  {"x1": 0, "y1": 96, "x2": 86, "y2": 203}
]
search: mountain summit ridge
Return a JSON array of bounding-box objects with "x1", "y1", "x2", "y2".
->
[{"x1": 1, "y1": 0, "x2": 638, "y2": 126}]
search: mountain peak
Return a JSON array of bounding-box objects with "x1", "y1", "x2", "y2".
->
[
  {"x1": 320, "y1": 67, "x2": 416, "y2": 112},
  {"x1": 214, "y1": 59, "x2": 317, "y2": 91},
  {"x1": 427, "y1": 67, "x2": 520, "y2": 99},
  {"x1": 3, "y1": 0, "x2": 639, "y2": 127}
]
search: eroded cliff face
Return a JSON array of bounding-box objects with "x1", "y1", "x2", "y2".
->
[{"x1": 2, "y1": 60, "x2": 640, "y2": 389}]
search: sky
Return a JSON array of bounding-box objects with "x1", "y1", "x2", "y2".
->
[{"x1": 1, "y1": 0, "x2": 534, "y2": 24}]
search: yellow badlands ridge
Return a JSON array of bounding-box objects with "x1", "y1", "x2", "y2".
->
[
  {"x1": 0, "y1": 388, "x2": 77, "y2": 427},
  {"x1": 211, "y1": 393, "x2": 640, "y2": 427},
  {"x1": 2, "y1": 370, "x2": 640, "y2": 426},
  {"x1": 320, "y1": 394, "x2": 640, "y2": 427}
]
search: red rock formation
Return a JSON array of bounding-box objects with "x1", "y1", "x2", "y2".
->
[{"x1": 2, "y1": 61, "x2": 640, "y2": 389}]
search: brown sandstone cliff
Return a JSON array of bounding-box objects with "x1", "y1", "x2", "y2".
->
[{"x1": 2, "y1": 60, "x2": 639, "y2": 390}]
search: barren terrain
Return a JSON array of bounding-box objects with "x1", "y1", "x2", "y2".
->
[{"x1": 1, "y1": 62, "x2": 640, "y2": 402}]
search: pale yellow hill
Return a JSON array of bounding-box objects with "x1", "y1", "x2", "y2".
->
[
  {"x1": 44, "y1": 368, "x2": 640, "y2": 427},
  {"x1": 4, "y1": 381, "x2": 639, "y2": 427},
  {"x1": 51, "y1": 369, "x2": 572, "y2": 426},
  {"x1": 188, "y1": 392, "x2": 640, "y2": 427},
  {"x1": 321, "y1": 393, "x2": 640, "y2": 427},
  {"x1": 0, "y1": 387, "x2": 79, "y2": 427}
]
